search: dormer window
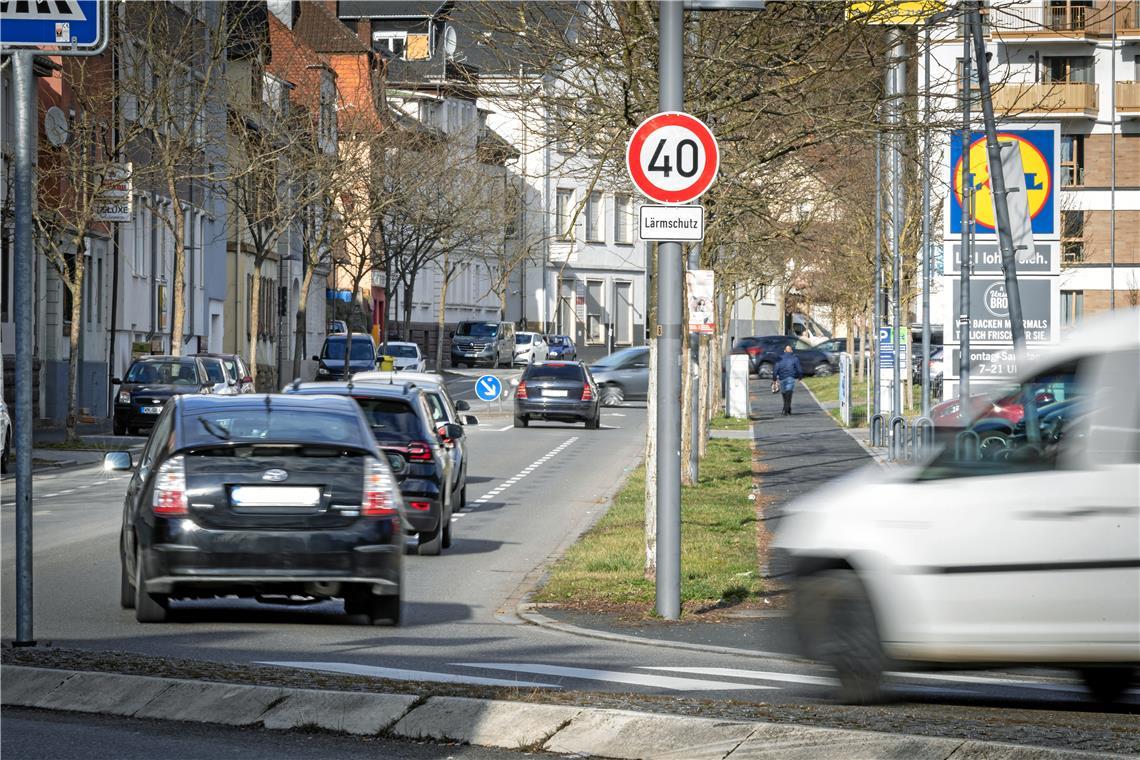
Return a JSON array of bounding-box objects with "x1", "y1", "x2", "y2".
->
[{"x1": 373, "y1": 31, "x2": 407, "y2": 59}]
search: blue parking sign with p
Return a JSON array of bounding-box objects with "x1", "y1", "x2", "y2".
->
[{"x1": 475, "y1": 375, "x2": 502, "y2": 402}]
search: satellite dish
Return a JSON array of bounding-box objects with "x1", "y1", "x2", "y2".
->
[
  {"x1": 444, "y1": 25, "x2": 457, "y2": 57},
  {"x1": 44, "y1": 106, "x2": 70, "y2": 147}
]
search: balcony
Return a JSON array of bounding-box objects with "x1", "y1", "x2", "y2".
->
[
  {"x1": 989, "y1": 2, "x2": 1140, "y2": 41},
  {"x1": 991, "y1": 81, "x2": 1099, "y2": 119},
  {"x1": 1117, "y1": 81, "x2": 1140, "y2": 117}
]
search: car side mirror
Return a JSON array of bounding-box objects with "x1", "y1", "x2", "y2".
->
[
  {"x1": 311, "y1": 356, "x2": 319, "y2": 362},
  {"x1": 462, "y1": 414, "x2": 479, "y2": 426},
  {"x1": 439, "y1": 423, "x2": 464, "y2": 441},
  {"x1": 449, "y1": 331, "x2": 455, "y2": 338},
  {"x1": 103, "y1": 451, "x2": 133, "y2": 472},
  {"x1": 111, "y1": 377, "x2": 122, "y2": 385},
  {"x1": 455, "y1": 399, "x2": 471, "y2": 411}
]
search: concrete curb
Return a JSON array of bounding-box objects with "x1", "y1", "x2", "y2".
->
[{"x1": 2, "y1": 665, "x2": 1126, "y2": 759}]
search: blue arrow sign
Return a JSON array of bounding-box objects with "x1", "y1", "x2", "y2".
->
[
  {"x1": 1, "y1": 0, "x2": 103, "y2": 50},
  {"x1": 474, "y1": 375, "x2": 502, "y2": 402}
]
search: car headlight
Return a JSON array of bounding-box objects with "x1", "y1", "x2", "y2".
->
[
  {"x1": 317, "y1": 367, "x2": 329, "y2": 376},
  {"x1": 118, "y1": 390, "x2": 130, "y2": 404}
]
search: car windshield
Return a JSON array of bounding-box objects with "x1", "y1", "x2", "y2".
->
[
  {"x1": 125, "y1": 360, "x2": 199, "y2": 386},
  {"x1": 322, "y1": 337, "x2": 374, "y2": 361},
  {"x1": 547, "y1": 336, "x2": 566, "y2": 346},
  {"x1": 593, "y1": 347, "x2": 645, "y2": 369},
  {"x1": 187, "y1": 408, "x2": 364, "y2": 446},
  {"x1": 352, "y1": 397, "x2": 422, "y2": 436},
  {"x1": 202, "y1": 361, "x2": 226, "y2": 384},
  {"x1": 457, "y1": 322, "x2": 498, "y2": 338},
  {"x1": 516, "y1": 334, "x2": 533, "y2": 344},
  {"x1": 526, "y1": 363, "x2": 583, "y2": 381},
  {"x1": 385, "y1": 345, "x2": 418, "y2": 358}
]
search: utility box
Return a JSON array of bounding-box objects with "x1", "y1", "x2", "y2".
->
[{"x1": 727, "y1": 354, "x2": 750, "y2": 418}]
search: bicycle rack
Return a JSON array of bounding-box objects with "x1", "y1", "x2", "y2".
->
[
  {"x1": 911, "y1": 416, "x2": 934, "y2": 459},
  {"x1": 869, "y1": 413, "x2": 887, "y2": 447},
  {"x1": 955, "y1": 429, "x2": 980, "y2": 462},
  {"x1": 888, "y1": 415, "x2": 909, "y2": 462}
]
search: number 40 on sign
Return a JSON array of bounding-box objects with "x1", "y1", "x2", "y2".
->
[{"x1": 626, "y1": 111, "x2": 718, "y2": 241}]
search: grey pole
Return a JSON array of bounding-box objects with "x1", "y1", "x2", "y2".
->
[
  {"x1": 958, "y1": 14, "x2": 972, "y2": 406},
  {"x1": 921, "y1": 26, "x2": 932, "y2": 415},
  {"x1": 13, "y1": 51, "x2": 37, "y2": 647},
  {"x1": 1110, "y1": 0, "x2": 1117, "y2": 310},
  {"x1": 688, "y1": 243, "x2": 700, "y2": 485},
  {"x1": 968, "y1": 2, "x2": 1039, "y2": 446},
  {"x1": 656, "y1": 0, "x2": 683, "y2": 620},
  {"x1": 872, "y1": 128, "x2": 882, "y2": 421},
  {"x1": 887, "y1": 28, "x2": 905, "y2": 417}
]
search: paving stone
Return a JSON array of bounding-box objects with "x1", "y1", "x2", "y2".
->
[
  {"x1": 36, "y1": 671, "x2": 173, "y2": 716},
  {"x1": 259, "y1": 689, "x2": 417, "y2": 735},
  {"x1": 392, "y1": 696, "x2": 583, "y2": 749},
  {"x1": 543, "y1": 708, "x2": 756, "y2": 759},
  {"x1": 133, "y1": 680, "x2": 286, "y2": 726},
  {"x1": 0, "y1": 666, "x2": 78, "y2": 708}
]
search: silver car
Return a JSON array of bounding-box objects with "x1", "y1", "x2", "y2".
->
[{"x1": 589, "y1": 346, "x2": 649, "y2": 406}]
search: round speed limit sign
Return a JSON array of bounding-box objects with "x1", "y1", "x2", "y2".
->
[{"x1": 626, "y1": 112, "x2": 719, "y2": 204}]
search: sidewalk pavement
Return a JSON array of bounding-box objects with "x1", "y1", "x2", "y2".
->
[
  {"x1": 3, "y1": 665, "x2": 1121, "y2": 759},
  {"x1": 532, "y1": 376, "x2": 872, "y2": 658}
]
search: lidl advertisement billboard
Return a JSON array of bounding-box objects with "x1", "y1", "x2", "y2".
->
[{"x1": 947, "y1": 125, "x2": 1059, "y2": 239}]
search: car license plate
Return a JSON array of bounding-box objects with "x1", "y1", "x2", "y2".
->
[
  {"x1": 231, "y1": 486, "x2": 321, "y2": 508},
  {"x1": 141, "y1": 406, "x2": 163, "y2": 414},
  {"x1": 544, "y1": 389, "x2": 568, "y2": 397}
]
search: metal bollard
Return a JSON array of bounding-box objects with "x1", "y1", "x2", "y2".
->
[
  {"x1": 911, "y1": 416, "x2": 934, "y2": 460},
  {"x1": 869, "y1": 413, "x2": 887, "y2": 447},
  {"x1": 955, "y1": 429, "x2": 980, "y2": 462},
  {"x1": 888, "y1": 415, "x2": 909, "y2": 462}
]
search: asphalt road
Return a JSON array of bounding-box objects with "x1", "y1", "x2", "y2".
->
[{"x1": 2, "y1": 373, "x2": 1137, "y2": 753}]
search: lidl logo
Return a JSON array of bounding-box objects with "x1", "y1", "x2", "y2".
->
[{"x1": 948, "y1": 127, "x2": 1058, "y2": 239}]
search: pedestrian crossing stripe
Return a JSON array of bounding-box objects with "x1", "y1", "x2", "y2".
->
[{"x1": 0, "y1": 0, "x2": 86, "y2": 22}]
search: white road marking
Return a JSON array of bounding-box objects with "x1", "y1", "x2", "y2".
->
[
  {"x1": 455, "y1": 663, "x2": 775, "y2": 692},
  {"x1": 887, "y1": 671, "x2": 1100, "y2": 694},
  {"x1": 467, "y1": 437, "x2": 580, "y2": 507},
  {"x1": 639, "y1": 666, "x2": 836, "y2": 687},
  {"x1": 495, "y1": 425, "x2": 513, "y2": 432},
  {"x1": 607, "y1": 413, "x2": 627, "y2": 417},
  {"x1": 261, "y1": 661, "x2": 560, "y2": 690}
]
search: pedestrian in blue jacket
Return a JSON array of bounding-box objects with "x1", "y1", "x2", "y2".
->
[{"x1": 774, "y1": 345, "x2": 803, "y2": 416}]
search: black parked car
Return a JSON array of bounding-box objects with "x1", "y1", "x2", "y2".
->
[
  {"x1": 735, "y1": 336, "x2": 835, "y2": 378},
  {"x1": 113, "y1": 356, "x2": 221, "y2": 436},
  {"x1": 314, "y1": 334, "x2": 378, "y2": 381},
  {"x1": 193, "y1": 352, "x2": 254, "y2": 393},
  {"x1": 514, "y1": 362, "x2": 600, "y2": 429},
  {"x1": 285, "y1": 381, "x2": 460, "y2": 556},
  {"x1": 106, "y1": 394, "x2": 404, "y2": 625}
]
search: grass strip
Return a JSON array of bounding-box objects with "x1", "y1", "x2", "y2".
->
[
  {"x1": 533, "y1": 437, "x2": 762, "y2": 612},
  {"x1": 710, "y1": 415, "x2": 750, "y2": 431}
]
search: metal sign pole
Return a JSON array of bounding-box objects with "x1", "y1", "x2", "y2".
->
[
  {"x1": 656, "y1": 0, "x2": 683, "y2": 620},
  {"x1": 888, "y1": 27, "x2": 905, "y2": 417},
  {"x1": 872, "y1": 128, "x2": 882, "y2": 421},
  {"x1": 13, "y1": 51, "x2": 37, "y2": 647},
  {"x1": 958, "y1": 16, "x2": 972, "y2": 406},
  {"x1": 921, "y1": 26, "x2": 932, "y2": 415}
]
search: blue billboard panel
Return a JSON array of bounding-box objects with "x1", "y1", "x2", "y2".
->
[
  {"x1": 947, "y1": 125, "x2": 1059, "y2": 239},
  {"x1": 0, "y1": 0, "x2": 103, "y2": 50}
]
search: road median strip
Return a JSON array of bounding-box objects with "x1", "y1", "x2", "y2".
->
[{"x1": 2, "y1": 665, "x2": 1125, "y2": 759}]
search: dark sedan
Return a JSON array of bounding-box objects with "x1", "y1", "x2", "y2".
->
[
  {"x1": 735, "y1": 336, "x2": 835, "y2": 378},
  {"x1": 106, "y1": 394, "x2": 404, "y2": 625},
  {"x1": 285, "y1": 381, "x2": 459, "y2": 556},
  {"x1": 113, "y1": 356, "x2": 219, "y2": 436},
  {"x1": 514, "y1": 362, "x2": 600, "y2": 429}
]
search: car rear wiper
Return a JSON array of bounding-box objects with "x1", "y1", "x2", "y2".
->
[{"x1": 198, "y1": 416, "x2": 232, "y2": 441}]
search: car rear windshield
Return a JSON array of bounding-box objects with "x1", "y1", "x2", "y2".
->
[
  {"x1": 125, "y1": 360, "x2": 199, "y2": 385},
  {"x1": 456, "y1": 322, "x2": 498, "y2": 338},
  {"x1": 353, "y1": 397, "x2": 423, "y2": 436},
  {"x1": 186, "y1": 408, "x2": 366, "y2": 447},
  {"x1": 322, "y1": 337, "x2": 374, "y2": 360},
  {"x1": 221, "y1": 358, "x2": 240, "y2": 379},
  {"x1": 516, "y1": 334, "x2": 533, "y2": 344},
  {"x1": 526, "y1": 363, "x2": 583, "y2": 381},
  {"x1": 202, "y1": 361, "x2": 226, "y2": 384},
  {"x1": 385, "y1": 345, "x2": 418, "y2": 358}
]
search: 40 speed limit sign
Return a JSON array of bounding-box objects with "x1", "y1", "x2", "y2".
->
[{"x1": 626, "y1": 112, "x2": 719, "y2": 204}]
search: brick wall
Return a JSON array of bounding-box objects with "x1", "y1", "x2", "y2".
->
[
  {"x1": 1082, "y1": 210, "x2": 1140, "y2": 265},
  {"x1": 1082, "y1": 133, "x2": 1140, "y2": 188}
]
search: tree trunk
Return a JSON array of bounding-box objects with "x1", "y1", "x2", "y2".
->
[
  {"x1": 644, "y1": 335, "x2": 657, "y2": 578},
  {"x1": 65, "y1": 243, "x2": 87, "y2": 444},
  {"x1": 402, "y1": 280, "x2": 415, "y2": 340},
  {"x1": 292, "y1": 265, "x2": 315, "y2": 381},
  {"x1": 435, "y1": 258, "x2": 450, "y2": 371},
  {"x1": 249, "y1": 259, "x2": 262, "y2": 388},
  {"x1": 168, "y1": 181, "x2": 187, "y2": 355},
  {"x1": 698, "y1": 334, "x2": 711, "y2": 459},
  {"x1": 681, "y1": 326, "x2": 694, "y2": 486}
]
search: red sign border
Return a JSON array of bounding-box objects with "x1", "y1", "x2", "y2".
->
[{"x1": 626, "y1": 111, "x2": 719, "y2": 204}]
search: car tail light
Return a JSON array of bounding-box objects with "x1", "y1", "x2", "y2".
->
[
  {"x1": 408, "y1": 501, "x2": 432, "y2": 511},
  {"x1": 363, "y1": 457, "x2": 397, "y2": 517},
  {"x1": 516, "y1": 381, "x2": 528, "y2": 399},
  {"x1": 581, "y1": 382, "x2": 593, "y2": 401},
  {"x1": 152, "y1": 455, "x2": 188, "y2": 516},
  {"x1": 406, "y1": 441, "x2": 432, "y2": 462},
  {"x1": 746, "y1": 346, "x2": 762, "y2": 356}
]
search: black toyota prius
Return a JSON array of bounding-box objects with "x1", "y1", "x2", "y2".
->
[{"x1": 106, "y1": 394, "x2": 405, "y2": 625}]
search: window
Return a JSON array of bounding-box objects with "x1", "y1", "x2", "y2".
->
[
  {"x1": 614, "y1": 281, "x2": 633, "y2": 345},
  {"x1": 614, "y1": 194, "x2": 632, "y2": 244},
  {"x1": 1047, "y1": 0, "x2": 1093, "y2": 31},
  {"x1": 556, "y1": 188, "x2": 574, "y2": 241},
  {"x1": 1043, "y1": 55, "x2": 1094, "y2": 83},
  {"x1": 585, "y1": 191, "x2": 603, "y2": 242},
  {"x1": 1061, "y1": 290, "x2": 1084, "y2": 329},
  {"x1": 1060, "y1": 134, "x2": 1085, "y2": 186},
  {"x1": 586, "y1": 279, "x2": 604, "y2": 344},
  {"x1": 1062, "y1": 210, "x2": 1084, "y2": 263},
  {"x1": 373, "y1": 32, "x2": 407, "y2": 59}
]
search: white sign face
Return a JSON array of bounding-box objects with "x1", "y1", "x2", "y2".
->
[
  {"x1": 626, "y1": 112, "x2": 719, "y2": 204},
  {"x1": 685, "y1": 269, "x2": 715, "y2": 334},
  {"x1": 94, "y1": 163, "x2": 132, "y2": 222},
  {"x1": 639, "y1": 205, "x2": 703, "y2": 241}
]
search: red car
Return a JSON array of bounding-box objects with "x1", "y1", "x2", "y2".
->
[{"x1": 931, "y1": 388, "x2": 1056, "y2": 427}]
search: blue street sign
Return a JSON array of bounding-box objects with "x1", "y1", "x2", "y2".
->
[
  {"x1": 878, "y1": 327, "x2": 895, "y2": 370},
  {"x1": 474, "y1": 374, "x2": 502, "y2": 402},
  {"x1": 0, "y1": 0, "x2": 104, "y2": 50}
]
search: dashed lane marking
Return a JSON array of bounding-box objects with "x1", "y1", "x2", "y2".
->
[
  {"x1": 465, "y1": 437, "x2": 579, "y2": 510},
  {"x1": 455, "y1": 663, "x2": 775, "y2": 692}
]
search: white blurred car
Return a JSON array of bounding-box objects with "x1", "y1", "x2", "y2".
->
[
  {"x1": 513, "y1": 332, "x2": 548, "y2": 365},
  {"x1": 772, "y1": 309, "x2": 1140, "y2": 704},
  {"x1": 381, "y1": 341, "x2": 426, "y2": 372}
]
